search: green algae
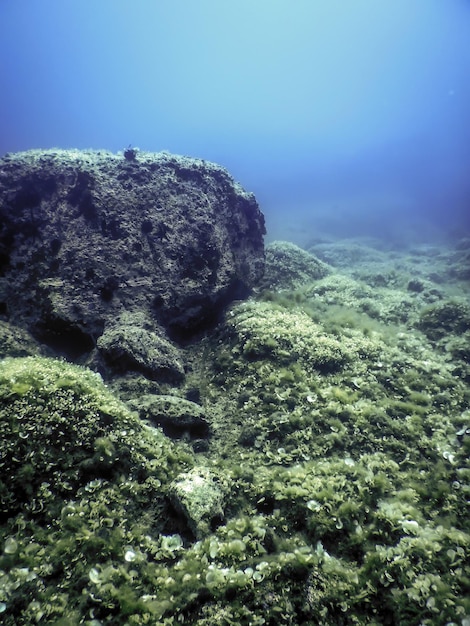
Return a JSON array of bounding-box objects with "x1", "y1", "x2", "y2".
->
[
  {"x1": 0, "y1": 357, "x2": 188, "y2": 513},
  {"x1": 0, "y1": 240, "x2": 470, "y2": 625}
]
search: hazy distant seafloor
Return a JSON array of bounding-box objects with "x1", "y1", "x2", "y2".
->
[{"x1": 1, "y1": 236, "x2": 469, "y2": 625}]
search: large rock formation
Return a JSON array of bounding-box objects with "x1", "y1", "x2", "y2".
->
[{"x1": 0, "y1": 149, "x2": 265, "y2": 376}]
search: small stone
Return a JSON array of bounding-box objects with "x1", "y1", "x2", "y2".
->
[{"x1": 169, "y1": 467, "x2": 230, "y2": 538}]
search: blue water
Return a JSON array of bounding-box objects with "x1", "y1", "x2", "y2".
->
[{"x1": 1, "y1": 0, "x2": 469, "y2": 243}]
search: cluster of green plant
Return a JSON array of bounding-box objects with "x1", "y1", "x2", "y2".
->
[
  {"x1": 0, "y1": 356, "x2": 188, "y2": 513},
  {"x1": 203, "y1": 297, "x2": 469, "y2": 468}
]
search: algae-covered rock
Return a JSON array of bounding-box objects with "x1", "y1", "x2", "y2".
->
[
  {"x1": 0, "y1": 321, "x2": 46, "y2": 358},
  {"x1": 128, "y1": 393, "x2": 210, "y2": 440},
  {"x1": 446, "y1": 331, "x2": 470, "y2": 365},
  {"x1": 417, "y1": 300, "x2": 470, "y2": 341},
  {"x1": 308, "y1": 240, "x2": 387, "y2": 268},
  {"x1": 1, "y1": 235, "x2": 470, "y2": 625},
  {"x1": 96, "y1": 313, "x2": 185, "y2": 382},
  {"x1": 0, "y1": 148, "x2": 265, "y2": 363},
  {"x1": 0, "y1": 356, "x2": 182, "y2": 515},
  {"x1": 170, "y1": 467, "x2": 230, "y2": 538},
  {"x1": 308, "y1": 273, "x2": 421, "y2": 325},
  {"x1": 0, "y1": 356, "x2": 198, "y2": 626},
  {"x1": 260, "y1": 240, "x2": 330, "y2": 290}
]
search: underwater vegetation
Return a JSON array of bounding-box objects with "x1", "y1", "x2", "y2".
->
[{"x1": 0, "y1": 240, "x2": 470, "y2": 624}]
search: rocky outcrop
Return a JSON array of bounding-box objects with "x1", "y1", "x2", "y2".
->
[{"x1": 0, "y1": 149, "x2": 265, "y2": 375}]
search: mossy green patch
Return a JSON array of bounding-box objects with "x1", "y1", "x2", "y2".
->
[
  {"x1": 225, "y1": 300, "x2": 380, "y2": 373},
  {"x1": 0, "y1": 356, "x2": 187, "y2": 515}
]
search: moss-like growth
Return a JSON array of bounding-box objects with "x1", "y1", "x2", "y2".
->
[
  {"x1": 0, "y1": 356, "x2": 196, "y2": 625},
  {"x1": 0, "y1": 356, "x2": 186, "y2": 514},
  {"x1": 225, "y1": 300, "x2": 379, "y2": 373}
]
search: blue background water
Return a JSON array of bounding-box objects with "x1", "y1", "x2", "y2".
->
[{"x1": 1, "y1": 0, "x2": 469, "y2": 244}]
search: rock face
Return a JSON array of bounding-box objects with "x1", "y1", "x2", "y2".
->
[{"x1": 0, "y1": 149, "x2": 265, "y2": 370}]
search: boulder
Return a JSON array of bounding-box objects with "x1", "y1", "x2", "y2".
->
[
  {"x1": 0, "y1": 149, "x2": 265, "y2": 370},
  {"x1": 96, "y1": 311, "x2": 185, "y2": 382}
]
